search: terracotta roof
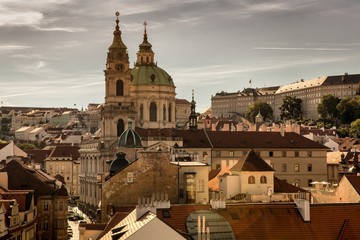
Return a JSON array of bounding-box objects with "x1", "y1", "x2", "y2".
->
[
  {"x1": 209, "y1": 169, "x2": 220, "y2": 181},
  {"x1": 0, "y1": 160, "x2": 68, "y2": 201},
  {"x1": 345, "y1": 175, "x2": 360, "y2": 195},
  {"x1": 230, "y1": 150, "x2": 275, "y2": 172},
  {"x1": 175, "y1": 98, "x2": 191, "y2": 105},
  {"x1": 24, "y1": 149, "x2": 52, "y2": 163},
  {"x1": 157, "y1": 203, "x2": 360, "y2": 239},
  {"x1": 136, "y1": 128, "x2": 212, "y2": 148},
  {"x1": 48, "y1": 145, "x2": 80, "y2": 159},
  {"x1": 206, "y1": 131, "x2": 328, "y2": 149},
  {"x1": 274, "y1": 177, "x2": 308, "y2": 193}
]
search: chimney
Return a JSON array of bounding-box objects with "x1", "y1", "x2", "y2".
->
[
  {"x1": 295, "y1": 198, "x2": 310, "y2": 221},
  {"x1": 280, "y1": 124, "x2": 285, "y2": 137}
]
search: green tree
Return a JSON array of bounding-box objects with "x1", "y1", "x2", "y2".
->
[
  {"x1": 246, "y1": 102, "x2": 273, "y2": 123},
  {"x1": 317, "y1": 94, "x2": 340, "y2": 119},
  {"x1": 279, "y1": 96, "x2": 303, "y2": 120},
  {"x1": 350, "y1": 119, "x2": 360, "y2": 138},
  {"x1": 337, "y1": 96, "x2": 360, "y2": 124}
]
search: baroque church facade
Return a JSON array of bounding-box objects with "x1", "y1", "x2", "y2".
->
[{"x1": 79, "y1": 12, "x2": 177, "y2": 217}]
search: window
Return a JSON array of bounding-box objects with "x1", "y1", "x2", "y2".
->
[
  {"x1": 308, "y1": 179, "x2": 313, "y2": 187},
  {"x1": 229, "y1": 151, "x2": 234, "y2": 157},
  {"x1": 282, "y1": 151, "x2": 287, "y2": 157},
  {"x1": 150, "y1": 102, "x2": 157, "y2": 121},
  {"x1": 214, "y1": 151, "x2": 220, "y2": 157},
  {"x1": 116, "y1": 80, "x2": 124, "y2": 96},
  {"x1": 282, "y1": 164, "x2": 287, "y2": 172},
  {"x1": 163, "y1": 104, "x2": 166, "y2": 121},
  {"x1": 295, "y1": 151, "x2": 299, "y2": 157},
  {"x1": 168, "y1": 103, "x2": 172, "y2": 122},
  {"x1": 43, "y1": 219, "x2": 48, "y2": 230},
  {"x1": 307, "y1": 151, "x2": 312, "y2": 157},
  {"x1": 248, "y1": 176, "x2": 255, "y2": 184},
  {"x1": 43, "y1": 201, "x2": 49, "y2": 211},
  {"x1": 117, "y1": 119, "x2": 124, "y2": 137},
  {"x1": 140, "y1": 104, "x2": 144, "y2": 120},
  {"x1": 308, "y1": 164, "x2": 312, "y2": 172},
  {"x1": 260, "y1": 175, "x2": 267, "y2": 184},
  {"x1": 294, "y1": 164, "x2": 300, "y2": 172},
  {"x1": 269, "y1": 151, "x2": 273, "y2": 157}
]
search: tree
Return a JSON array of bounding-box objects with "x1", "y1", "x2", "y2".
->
[
  {"x1": 337, "y1": 96, "x2": 360, "y2": 124},
  {"x1": 279, "y1": 96, "x2": 303, "y2": 120},
  {"x1": 350, "y1": 119, "x2": 360, "y2": 138},
  {"x1": 246, "y1": 102, "x2": 273, "y2": 123},
  {"x1": 317, "y1": 94, "x2": 340, "y2": 119}
]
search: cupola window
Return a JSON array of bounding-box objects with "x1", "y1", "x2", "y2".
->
[{"x1": 150, "y1": 102, "x2": 157, "y2": 121}]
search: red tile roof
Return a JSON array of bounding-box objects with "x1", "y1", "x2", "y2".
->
[
  {"x1": 48, "y1": 145, "x2": 80, "y2": 159},
  {"x1": 206, "y1": 131, "x2": 328, "y2": 149},
  {"x1": 230, "y1": 150, "x2": 274, "y2": 172},
  {"x1": 344, "y1": 175, "x2": 360, "y2": 195},
  {"x1": 157, "y1": 203, "x2": 360, "y2": 239}
]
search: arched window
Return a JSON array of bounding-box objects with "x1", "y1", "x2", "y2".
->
[
  {"x1": 117, "y1": 119, "x2": 124, "y2": 136},
  {"x1": 116, "y1": 80, "x2": 124, "y2": 96},
  {"x1": 140, "y1": 104, "x2": 144, "y2": 120},
  {"x1": 163, "y1": 104, "x2": 166, "y2": 121},
  {"x1": 150, "y1": 102, "x2": 157, "y2": 121},
  {"x1": 260, "y1": 175, "x2": 267, "y2": 184},
  {"x1": 248, "y1": 176, "x2": 255, "y2": 184},
  {"x1": 168, "y1": 103, "x2": 172, "y2": 122}
]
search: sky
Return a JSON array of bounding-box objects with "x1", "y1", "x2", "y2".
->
[{"x1": 1, "y1": 0, "x2": 360, "y2": 112}]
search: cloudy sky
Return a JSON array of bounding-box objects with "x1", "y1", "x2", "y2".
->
[{"x1": 1, "y1": 0, "x2": 360, "y2": 112}]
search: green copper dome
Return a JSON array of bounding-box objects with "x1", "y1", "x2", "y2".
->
[{"x1": 131, "y1": 65, "x2": 175, "y2": 87}]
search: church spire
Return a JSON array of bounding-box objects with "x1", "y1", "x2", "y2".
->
[
  {"x1": 189, "y1": 89, "x2": 198, "y2": 131},
  {"x1": 136, "y1": 21, "x2": 155, "y2": 66},
  {"x1": 109, "y1": 12, "x2": 127, "y2": 51}
]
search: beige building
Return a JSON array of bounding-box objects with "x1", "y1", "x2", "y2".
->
[
  {"x1": 212, "y1": 74, "x2": 360, "y2": 120},
  {"x1": 175, "y1": 98, "x2": 191, "y2": 128},
  {"x1": 44, "y1": 145, "x2": 81, "y2": 197},
  {"x1": 206, "y1": 131, "x2": 328, "y2": 188}
]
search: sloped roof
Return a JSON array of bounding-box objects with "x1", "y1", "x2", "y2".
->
[
  {"x1": 48, "y1": 145, "x2": 80, "y2": 159},
  {"x1": 96, "y1": 212, "x2": 129, "y2": 240},
  {"x1": 274, "y1": 177, "x2": 308, "y2": 193},
  {"x1": 24, "y1": 149, "x2": 52, "y2": 163},
  {"x1": 157, "y1": 203, "x2": 360, "y2": 239},
  {"x1": 175, "y1": 98, "x2": 191, "y2": 105},
  {"x1": 0, "y1": 160, "x2": 68, "y2": 201},
  {"x1": 206, "y1": 131, "x2": 328, "y2": 149},
  {"x1": 345, "y1": 175, "x2": 360, "y2": 195},
  {"x1": 230, "y1": 150, "x2": 274, "y2": 172}
]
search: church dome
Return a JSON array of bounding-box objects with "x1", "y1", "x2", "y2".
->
[
  {"x1": 118, "y1": 124, "x2": 142, "y2": 148},
  {"x1": 109, "y1": 152, "x2": 129, "y2": 176},
  {"x1": 131, "y1": 65, "x2": 174, "y2": 87}
]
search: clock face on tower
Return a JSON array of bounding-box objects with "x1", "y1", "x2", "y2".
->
[{"x1": 115, "y1": 62, "x2": 124, "y2": 72}]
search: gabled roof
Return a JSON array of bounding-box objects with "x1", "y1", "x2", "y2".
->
[
  {"x1": 48, "y1": 145, "x2": 80, "y2": 159},
  {"x1": 230, "y1": 150, "x2": 274, "y2": 172},
  {"x1": 157, "y1": 203, "x2": 360, "y2": 239},
  {"x1": 344, "y1": 175, "x2": 360, "y2": 195},
  {"x1": 206, "y1": 131, "x2": 328, "y2": 149},
  {"x1": 0, "y1": 160, "x2": 68, "y2": 199},
  {"x1": 24, "y1": 149, "x2": 52, "y2": 163},
  {"x1": 274, "y1": 177, "x2": 308, "y2": 193}
]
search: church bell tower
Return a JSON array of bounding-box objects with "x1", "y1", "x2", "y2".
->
[{"x1": 101, "y1": 12, "x2": 136, "y2": 147}]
